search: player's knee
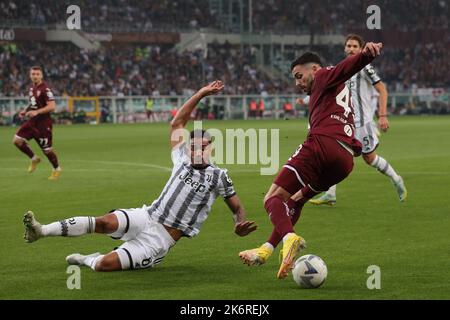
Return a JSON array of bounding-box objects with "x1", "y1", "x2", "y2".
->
[
  {"x1": 264, "y1": 189, "x2": 290, "y2": 204},
  {"x1": 363, "y1": 153, "x2": 376, "y2": 165},
  {"x1": 13, "y1": 137, "x2": 23, "y2": 146},
  {"x1": 43, "y1": 148, "x2": 52, "y2": 154},
  {"x1": 95, "y1": 255, "x2": 121, "y2": 272},
  {"x1": 95, "y1": 214, "x2": 118, "y2": 234}
]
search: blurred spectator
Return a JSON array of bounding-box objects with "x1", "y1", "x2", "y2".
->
[
  {"x1": 56, "y1": 108, "x2": 73, "y2": 124},
  {"x1": 0, "y1": 42, "x2": 284, "y2": 96},
  {"x1": 145, "y1": 98, "x2": 155, "y2": 122},
  {"x1": 2, "y1": 0, "x2": 448, "y2": 34},
  {"x1": 283, "y1": 101, "x2": 294, "y2": 118},
  {"x1": 248, "y1": 99, "x2": 258, "y2": 118},
  {"x1": 73, "y1": 109, "x2": 87, "y2": 123},
  {"x1": 0, "y1": 0, "x2": 217, "y2": 31}
]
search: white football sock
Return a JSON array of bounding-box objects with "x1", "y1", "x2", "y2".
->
[
  {"x1": 41, "y1": 217, "x2": 96, "y2": 237},
  {"x1": 371, "y1": 155, "x2": 400, "y2": 182},
  {"x1": 263, "y1": 242, "x2": 274, "y2": 252},
  {"x1": 282, "y1": 232, "x2": 295, "y2": 242},
  {"x1": 326, "y1": 185, "x2": 337, "y2": 197},
  {"x1": 84, "y1": 254, "x2": 105, "y2": 271}
]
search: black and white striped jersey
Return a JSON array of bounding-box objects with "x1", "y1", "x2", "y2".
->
[
  {"x1": 147, "y1": 143, "x2": 236, "y2": 237},
  {"x1": 346, "y1": 64, "x2": 381, "y2": 128}
]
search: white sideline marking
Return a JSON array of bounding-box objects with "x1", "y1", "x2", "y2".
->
[
  {"x1": 0, "y1": 159, "x2": 449, "y2": 175},
  {"x1": 68, "y1": 160, "x2": 172, "y2": 172}
]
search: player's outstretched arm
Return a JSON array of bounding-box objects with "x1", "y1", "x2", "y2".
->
[
  {"x1": 323, "y1": 42, "x2": 383, "y2": 89},
  {"x1": 170, "y1": 80, "x2": 224, "y2": 148},
  {"x1": 225, "y1": 195, "x2": 258, "y2": 237}
]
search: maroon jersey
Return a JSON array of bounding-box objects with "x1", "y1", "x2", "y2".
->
[
  {"x1": 16, "y1": 81, "x2": 55, "y2": 150},
  {"x1": 27, "y1": 81, "x2": 54, "y2": 125},
  {"x1": 307, "y1": 52, "x2": 375, "y2": 156}
]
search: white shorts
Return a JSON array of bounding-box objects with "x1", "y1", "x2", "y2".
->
[
  {"x1": 355, "y1": 121, "x2": 380, "y2": 154},
  {"x1": 110, "y1": 206, "x2": 176, "y2": 270}
]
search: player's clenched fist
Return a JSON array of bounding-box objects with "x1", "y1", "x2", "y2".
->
[
  {"x1": 25, "y1": 110, "x2": 39, "y2": 118},
  {"x1": 198, "y1": 80, "x2": 224, "y2": 97},
  {"x1": 363, "y1": 42, "x2": 383, "y2": 57}
]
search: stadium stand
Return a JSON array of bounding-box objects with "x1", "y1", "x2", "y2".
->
[
  {"x1": 0, "y1": 41, "x2": 283, "y2": 96},
  {"x1": 0, "y1": 0, "x2": 448, "y2": 123}
]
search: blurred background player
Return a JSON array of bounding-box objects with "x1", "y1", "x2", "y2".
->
[
  {"x1": 310, "y1": 34, "x2": 407, "y2": 206},
  {"x1": 22, "y1": 81, "x2": 257, "y2": 272},
  {"x1": 12, "y1": 66, "x2": 62, "y2": 180},
  {"x1": 239, "y1": 42, "x2": 383, "y2": 279}
]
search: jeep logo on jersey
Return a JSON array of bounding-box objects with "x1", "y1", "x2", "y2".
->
[{"x1": 179, "y1": 172, "x2": 207, "y2": 193}]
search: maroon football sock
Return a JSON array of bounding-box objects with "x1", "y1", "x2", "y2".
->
[
  {"x1": 45, "y1": 151, "x2": 59, "y2": 169},
  {"x1": 16, "y1": 142, "x2": 35, "y2": 159},
  {"x1": 265, "y1": 196, "x2": 294, "y2": 240},
  {"x1": 267, "y1": 198, "x2": 307, "y2": 248}
]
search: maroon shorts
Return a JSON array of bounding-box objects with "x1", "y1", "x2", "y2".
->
[
  {"x1": 274, "y1": 134, "x2": 354, "y2": 197},
  {"x1": 16, "y1": 118, "x2": 53, "y2": 150}
]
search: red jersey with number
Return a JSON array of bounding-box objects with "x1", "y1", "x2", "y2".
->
[
  {"x1": 307, "y1": 52, "x2": 375, "y2": 156},
  {"x1": 27, "y1": 81, "x2": 54, "y2": 125}
]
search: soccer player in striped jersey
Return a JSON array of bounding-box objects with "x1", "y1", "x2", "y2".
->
[
  {"x1": 310, "y1": 34, "x2": 407, "y2": 205},
  {"x1": 23, "y1": 81, "x2": 257, "y2": 271}
]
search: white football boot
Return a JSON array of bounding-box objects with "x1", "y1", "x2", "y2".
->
[
  {"x1": 66, "y1": 252, "x2": 101, "y2": 266},
  {"x1": 23, "y1": 211, "x2": 43, "y2": 243}
]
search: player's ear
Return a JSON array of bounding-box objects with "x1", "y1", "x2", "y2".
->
[{"x1": 311, "y1": 64, "x2": 320, "y2": 73}]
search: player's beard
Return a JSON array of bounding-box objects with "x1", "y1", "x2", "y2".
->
[{"x1": 191, "y1": 155, "x2": 209, "y2": 169}]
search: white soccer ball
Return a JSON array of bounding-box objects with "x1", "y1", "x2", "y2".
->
[{"x1": 292, "y1": 254, "x2": 328, "y2": 289}]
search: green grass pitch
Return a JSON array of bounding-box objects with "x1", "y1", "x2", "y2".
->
[{"x1": 1, "y1": 116, "x2": 449, "y2": 299}]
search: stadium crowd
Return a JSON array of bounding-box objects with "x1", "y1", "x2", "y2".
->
[
  {"x1": 1, "y1": 39, "x2": 449, "y2": 98},
  {"x1": 1, "y1": 0, "x2": 449, "y2": 96},
  {"x1": 0, "y1": 41, "x2": 283, "y2": 97},
  {"x1": 1, "y1": 0, "x2": 448, "y2": 33},
  {"x1": 0, "y1": 0, "x2": 215, "y2": 31},
  {"x1": 250, "y1": 0, "x2": 449, "y2": 33},
  {"x1": 300, "y1": 41, "x2": 450, "y2": 91}
]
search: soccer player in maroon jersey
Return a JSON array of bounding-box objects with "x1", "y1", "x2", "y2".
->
[
  {"x1": 12, "y1": 66, "x2": 62, "y2": 180},
  {"x1": 239, "y1": 42, "x2": 383, "y2": 279}
]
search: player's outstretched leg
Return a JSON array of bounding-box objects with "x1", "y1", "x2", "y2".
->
[
  {"x1": 365, "y1": 153, "x2": 407, "y2": 202},
  {"x1": 23, "y1": 211, "x2": 96, "y2": 243},
  {"x1": 22, "y1": 210, "x2": 128, "y2": 244},
  {"x1": 24, "y1": 210, "x2": 145, "y2": 272},
  {"x1": 309, "y1": 185, "x2": 337, "y2": 206},
  {"x1": 12, "y1": 136, "x2": 41, "y2": 173}
]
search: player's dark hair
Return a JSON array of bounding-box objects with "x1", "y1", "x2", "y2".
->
[
  {"x1": 30, "y1": 66, "x2": 42, "y2": 72},
  {"x1": 345, "y1": 34, "x2": 365, "y2": 48},
  {"x1": 291, "y1": 52, "x2": 323, "y2": 70},
  {"x1": 190, "y1": 129, "x2": 212, "y2": 143}
]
